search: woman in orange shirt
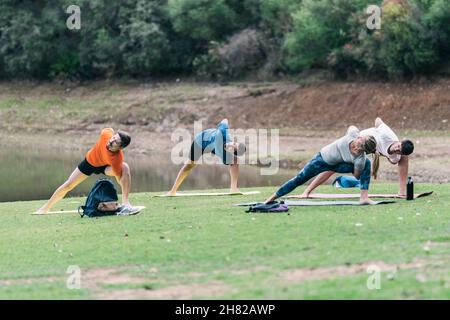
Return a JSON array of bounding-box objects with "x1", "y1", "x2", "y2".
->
[{"x1": 36, "y1": 128, "x2": 134, "y2": 214}]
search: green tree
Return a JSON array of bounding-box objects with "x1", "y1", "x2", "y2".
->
[
  {"x1": 260, "y1": 0, "x2": 303, "y2": 36},
  {"x1": 226, "y1": 0, "x2": 262, "y2": 28},
  {"x1": 167, "y1": 0, "x2": 239, "y2": 43},
  {"x1": 422, "y1": 0, "x2": 450, "y2": 58},
  {"x1": 283, "y1": 0, "x2": 368, "y2": 72},
  {"x1": 0, "y1": 1, "x2": 62, "y2": 78},
  {"x1": 334, "y1": 0, "x2": 440, "y2": 78},
  {"x1": 119, "y1": 0, "x2": 172, "y2": 76}
]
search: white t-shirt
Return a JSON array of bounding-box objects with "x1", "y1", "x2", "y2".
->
[
  {"x1": 320, "y1": 126, "x2": 366, "y2": 172},
  {"x1": 361, "y1": 123, "x2": 401, "y2": 164}
]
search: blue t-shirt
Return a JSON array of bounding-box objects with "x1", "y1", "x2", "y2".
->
[{"x1": 194, "y1": 122, "x2": 232, "y2": 164}]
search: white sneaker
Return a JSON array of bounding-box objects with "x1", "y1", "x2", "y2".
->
[{"x1": 117, "y1": 205, "x2": 140, "y2": 216}]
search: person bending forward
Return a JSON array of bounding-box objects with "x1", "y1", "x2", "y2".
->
[
  {"x1": 167, "y1": 119, "x2": 246, "y2": 195},
  {"x1": 264, "y1": 126, "x2": 377, "y2": 205},
  {"x1": 301, "y1": 117, "x2": 414, "y2": 198},
  {"x1": 36, "y1": 128, "x2": 134, "y2": 214}
]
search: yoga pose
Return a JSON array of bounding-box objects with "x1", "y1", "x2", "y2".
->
[
  {"x1": 167, "y1": 119, "x2": 246, "y2": 195},
  {"x1": 264, "y1": 126, "x2": 377, "y2": 204},
  {"x1": 36, "y1": 128, "x2": 136, "y2": 214},
  {"x1": 301, "y1": 117, "x2": 414, "y2": 198}
]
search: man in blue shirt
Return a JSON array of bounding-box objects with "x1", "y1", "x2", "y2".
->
[{"x1": 167, "y1": 119, "x2": 247, "y2": 195}]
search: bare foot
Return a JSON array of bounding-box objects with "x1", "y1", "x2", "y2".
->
[
  {"x1": 359, "y1": 199, "x2": 377, "y2": 205},
  {"x1": 166, "y1": 191, "x2": 177, "y2": 196},
  {"x1": 34, "y1": 209, "x2": 49, "y2": 215},
  {"x1": 230, "y1": 189, "x2": 241, "y2": 194},
  {"x1": 35, "y1": 204, "x2": 50, "y2": 214}
]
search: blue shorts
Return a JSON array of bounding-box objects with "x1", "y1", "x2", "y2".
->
[{"x1": 189, "y1": 141, "x2": 232, "y2": 165}]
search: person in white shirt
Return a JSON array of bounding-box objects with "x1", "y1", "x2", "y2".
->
[
  {"x1": 301, "y1": 117, "x2": 414, "y2": 198},
  {"x1": 264, "y1": 126, "x2": 377, "y2": 205}
]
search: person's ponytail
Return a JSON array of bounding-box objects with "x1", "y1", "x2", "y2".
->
[{"x1": 372, "y1": 152, "x2": 380, "y2": 180}]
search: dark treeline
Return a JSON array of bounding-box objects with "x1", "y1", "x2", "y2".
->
[{"x1": 0, "y1": 0, "x2": 448, "y2": 80}]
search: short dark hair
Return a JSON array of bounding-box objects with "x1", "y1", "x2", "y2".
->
[
  {"x1": 118, "y1": 130, "x2": 131, "y2": 149},
  {"x1": 363, "y1": 135, "x2": 377, "y2": 154},
  {"x1": 401, "y1": 139, "x2": 414, "y2": 155},
  {"x1": 234, "y1": 143, "x2": 246, "y2": 156}
]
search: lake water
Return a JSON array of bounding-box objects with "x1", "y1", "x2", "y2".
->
[{"x1": 0, "y1": 148, "x2": 298, "y2": 202}]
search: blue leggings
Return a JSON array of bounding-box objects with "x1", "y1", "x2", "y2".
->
[{"x1": 275, "y1": 153, "x2": 371, "y2": 198}]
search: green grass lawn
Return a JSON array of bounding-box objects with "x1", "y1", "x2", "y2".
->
[{"x1": 0, "y1": 183, "x2": 449, "y2": 299}]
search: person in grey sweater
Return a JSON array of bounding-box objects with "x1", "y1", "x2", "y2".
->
[{"x1": 264, "y1": 126, "x2": 377, "y2": 205}]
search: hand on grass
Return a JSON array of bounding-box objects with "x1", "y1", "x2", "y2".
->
[
  {"x1": 34, "y1": 210, "x2": 48, "y2": 215},
  {"x1": 300, "y1": 192, "x2": 311, "y2": 198},
  {"x1": 35, "y1": 207, "x2": 49, "y2": 214}
]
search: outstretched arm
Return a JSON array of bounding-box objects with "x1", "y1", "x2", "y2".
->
[
  {"x1": 214, "y1": 118, "x2": 231, "y2": 162},
  {"x1": 229, "y1": 160, "x2": 239, "y2": 193},
  {"x1": 375, "y1": 117, "x2": 383, "y2": 128},
  {"x1": 347, "y1": 125, "x2": 358, "y2": 133},
  {"x1": 301, "y1": 171, "x2": 334, "y2": 197},
  {"x1": 397, "y1": 155, "x2": 409, "y2": 197},
  {"x1": 105, "y1": 162, "x2": 131, "y2": 206}
]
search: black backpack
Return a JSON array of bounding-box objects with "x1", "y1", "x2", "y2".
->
[
  {"x1": 246, "y1": 201, "x2": 289, "y2": 213},
  {"x1": 78, "y1": 179, "x2": 120, "y2": 218}
]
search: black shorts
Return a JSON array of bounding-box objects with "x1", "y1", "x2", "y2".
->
[
  {"x1": 78, "y1": 158, "x2": 108, "y2": 176},
  {"x1": 189, "y1": 141, "x2": 232, "y2": 165}
]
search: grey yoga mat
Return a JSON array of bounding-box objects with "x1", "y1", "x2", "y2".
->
[{"x1": 236, "y1": 200, "x2": 395, "y2": 206}]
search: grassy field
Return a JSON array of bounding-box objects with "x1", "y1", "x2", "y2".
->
[{"x1": 0, "y1": 183, "x2": 448, "y2": 299}]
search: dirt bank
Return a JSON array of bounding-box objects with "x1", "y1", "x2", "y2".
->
[
  {"x1": 0, "y1": 79, "x2": 449, "y2": 183},
  {"x1": 1, "y1": 79, "x2": 449, "y2": 132}
]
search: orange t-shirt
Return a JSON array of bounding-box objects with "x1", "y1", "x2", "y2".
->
[{"x1": 86, "y1": 128, "x2": 124, "y2": 176}]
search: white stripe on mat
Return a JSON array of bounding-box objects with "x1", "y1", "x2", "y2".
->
[
  {"x1": 155, "y1": 191, "x2": 260, "y2": 197},
  {"x1": 284, "y1": 200, "x2": 395, "y2": 206},
  {"x1": 235, "y1": 200, "x2": 396, "y2": 207}
]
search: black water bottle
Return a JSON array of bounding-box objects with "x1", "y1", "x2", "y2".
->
[{"x1": 406, "y1": 177, "x2": 414, "y2": 200}]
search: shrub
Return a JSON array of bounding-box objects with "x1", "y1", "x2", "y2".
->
[
  {"x1": 422, "y1": 0, "x2": 450, "y2": 58},
  {"x1": 168, "y1": 0, "x2": 239, "y2": 43},
  {"x1": 193, "y1": 29, "x2": 270, "y2": 79},
  {"x1": 0, "y1": 4, "x2": 60, "y2": 78},
  {"x1": 283, "y1": 0, "x2": 368, "y2": 72},
  {"x1": 328, "y1": 0, "x2": 440, "y2": 78},
  {"x1": 120, "y1": 1, "x2": 172, "y2": 76},
  {"x1": 259, "y1": 0, "x2": 303, "y2": 36}
]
